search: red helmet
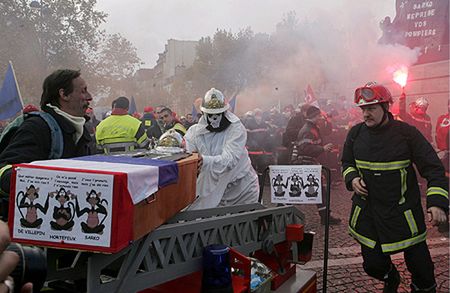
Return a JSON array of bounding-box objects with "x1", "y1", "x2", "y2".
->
[
  {"x1": 144, "y1": 106, "x2": 153, "y2": 113},
  {"x1": 22, "y1": 104, "x2": 39, "y2": 114},
  {"x1": 354, "y1": 82, "x2": 393, "y2": 107}
]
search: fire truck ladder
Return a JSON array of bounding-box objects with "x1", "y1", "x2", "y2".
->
[{"x1": 46, "y1": 203, "x2": 305, "y2": 293}]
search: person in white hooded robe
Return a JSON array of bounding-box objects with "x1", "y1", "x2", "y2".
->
[{"x1": 185, "y1": 88, "x2": 259, "y2": 210}]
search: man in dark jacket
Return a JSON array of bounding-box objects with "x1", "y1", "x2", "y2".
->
[
  {"x1": 0, "y1": 69, "x2": 93, "y2": 219},
  {"x1": 282, "y1": 104, "x2": 311, "y2": 148},
  {"x1": 159, "y1": 107, "x2": 187, "y2": 136},
  {"x1": 293, "y1": 106, "x2": 341, "y2": 225},
  {"x1": 342, "y1": 82, "x2": 448, "y2": 293},
  {"x1": 141, "y1": 106, "x2": 162, "y2": 140}
]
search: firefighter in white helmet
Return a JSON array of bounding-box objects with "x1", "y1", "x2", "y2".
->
[
  {"x1": 184, "y1": 88, "x2": 259, "y2": 209},
  {"x1": 399, "y1": 93, "x2": 432, "y2": 142}
]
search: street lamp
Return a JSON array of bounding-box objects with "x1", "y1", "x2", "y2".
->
[
  {"x1": 29, "y1": 1, "x2": 41, "y2": 8},
  {"x1": 30, "y1": 0, "x2": 50, "y2": 16},
  {"x1": 29, "y1": 0, "x2": 55, "y2": 59}
]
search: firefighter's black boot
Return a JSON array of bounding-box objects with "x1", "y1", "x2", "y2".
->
[
  {"x1": 383, "y1": 265, "x2": 400, "y2": 293},
  {"x1": 410, "y1": 283, "x2": 436, "y2": 293}
]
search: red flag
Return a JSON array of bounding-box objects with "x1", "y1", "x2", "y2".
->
[{"x1": 304, "y1": 84, "x2": 320, "y2": 108}]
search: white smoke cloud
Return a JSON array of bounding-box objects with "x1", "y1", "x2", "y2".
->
[
  {"x1": 97, "y1": 0, "x2": 421, "y2": 112},
  {"x1": 235, "y1": 0, "x2": 420, "y2": 112}
]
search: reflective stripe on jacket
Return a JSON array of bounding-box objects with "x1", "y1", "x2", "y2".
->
[
  {"x1": 341, "y1": 118, "x2": 448, "y2": 253},
  {"x1": 96, "y1": 114, "x2": 148, "y2": 146}
]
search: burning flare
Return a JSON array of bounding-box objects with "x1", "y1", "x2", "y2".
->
[{"x1": 393, "y1": 66, "x2": 408, "y2": 88}]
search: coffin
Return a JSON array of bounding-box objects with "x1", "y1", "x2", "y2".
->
[{"x1": 8, "y1": 154, "x2": 198, "y2": 253}]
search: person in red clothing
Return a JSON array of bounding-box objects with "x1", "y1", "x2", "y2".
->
[
  {"x1": 399, "y1": 94, "x2": 433, "y2": 143},
  {"x1": 435, "y1": 101, "x2": 449, "y2": 233},
  {"x1": 435, "y1": 103, "x2": 449, "y2": 165}
]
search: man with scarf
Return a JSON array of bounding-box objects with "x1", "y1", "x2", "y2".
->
[
  {"x1": 184, "y1": 88, "x2": 259, "y2": 210},
  {"x1": 0, "y1": 69, "x2": 93, "y2": 291},
  {"x1": 0, "y1": 70, "x2": 93, "y2": 215},
  {"x1": 342, "y1": 82, "x2": 448, "y2": 293}
]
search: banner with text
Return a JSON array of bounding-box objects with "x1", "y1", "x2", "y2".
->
[
  {"x1": 12, "y1": 167, "x2": 114, "y2": 248},
  {"x1": 379, "y1": 0, "x2": 449, "y2": 63}
]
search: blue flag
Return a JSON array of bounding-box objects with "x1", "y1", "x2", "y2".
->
[
  {"x1": 0, "y1": 62, "x2": 23, "y2": 120},
  {"x1": 191, "y1": 104, "x2": 198, "y2": 120},
  {"x1": 128, "y1": 96, "x2": 137, "y2": 115},
  {"x1": 229, "y1": 95, "x2": 237, "y2": 113}
]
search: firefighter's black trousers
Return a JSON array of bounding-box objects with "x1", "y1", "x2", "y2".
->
[{"x1": 361, "y1": 241, "x2": 436, "y2": 290}]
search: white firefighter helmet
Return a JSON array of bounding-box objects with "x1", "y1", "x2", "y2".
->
[
  {"x1": 200, "y1": 88, "x2": 229, "y2": 114},
  {"x1": 157, "y1": 129, "x2": 183, "y2": 148},
  {"x1": 415, "y1": 97, "x2": 429, "y2": 109},
  {"x1": 155, "y1": 129, "x2": 184, "y2": 153}
]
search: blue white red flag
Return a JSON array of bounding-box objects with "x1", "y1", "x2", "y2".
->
[
  {"x1": 29, "y1": 156, "x2": 179, "y2": 204},
  {"x1": 0, "y1": 62, "x2": 23, "y2": 120}
]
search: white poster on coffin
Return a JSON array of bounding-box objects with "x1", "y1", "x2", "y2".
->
[
  {"x1": 269, "y1": 165, "x2": 322, "y2": 204},
  {"x1": 13, "y1": 167, "x2": 113, "y2": 248}
]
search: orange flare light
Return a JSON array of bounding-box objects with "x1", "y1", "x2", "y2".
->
[{"x1": 393, "y1": 66, "x2": 408, "y2": 87}]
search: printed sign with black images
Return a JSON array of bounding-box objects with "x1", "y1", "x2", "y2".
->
[
  {"x1": 269, "y1": 165, "x2": 322, "y2": 204},
  {"x1": 13, "y1": 167, "x2": 114, "y2": 248}
]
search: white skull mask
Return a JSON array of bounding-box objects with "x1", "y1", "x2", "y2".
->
[{"x1": 207, "y1": 113, "x2": 222, "y2": 128}]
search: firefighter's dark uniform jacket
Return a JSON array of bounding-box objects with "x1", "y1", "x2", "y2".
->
[
  {"x1": 164, "y1": 121, "x2": 187, "y2": 137},
  {"x1": 292, "y1": 120, "x2": 324, "y2": 164},
  {"x1": 141, "y1": 112, "x2": 162, "y2": 139},
  {"x1": 342, "y1": 114, "x2": 448, "y2": 254},
  {"x1": 283, "y1": 112, "x2": 306, "y2": 148}
]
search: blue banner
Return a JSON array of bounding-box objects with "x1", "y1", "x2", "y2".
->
[
  {"x1": 0, "y1": 63, "x2": 23, "y2": 120},
  {"x1": 229, "y1": 95, "x2": 237, "y2": 113},
  {"x1": 128, "y1": 96, "x2": 137, "y2": 115},
  {"x1": 191, "y1": 104, "x2": 198, "y2": 120}
]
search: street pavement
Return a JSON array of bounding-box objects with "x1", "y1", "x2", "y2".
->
[{"x1": 262, "y1": 181, "x2": 450, "y2": 293}]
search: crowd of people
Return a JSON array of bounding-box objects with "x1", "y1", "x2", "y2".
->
[{"x1": 0, "y1": 69, "x2": 447, "y2": 293}]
